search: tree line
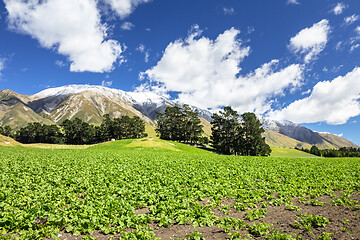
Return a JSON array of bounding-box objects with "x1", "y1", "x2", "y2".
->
[
  {"x1": 296, "y1": 146, "x2": 360, "y2": 157},
  {"x1": 156, "y1": 105, "x2": 208, "y2": 145},
  {"x1": 156, "y1": 105, "x2": 271, "y2": 156},
  {"x1": 10, "y1": 115, "x2": 147, "y2": 145}
]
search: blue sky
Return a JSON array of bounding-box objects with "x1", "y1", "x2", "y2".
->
[{"x1": 1, "y1": 0, "x2": 360, "y2": 145}]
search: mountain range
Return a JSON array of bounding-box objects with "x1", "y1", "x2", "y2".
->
[{"x1": 0, "y1": 85, "x2": 357, "y2": 149}]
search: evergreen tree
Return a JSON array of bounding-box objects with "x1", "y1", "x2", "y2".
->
[
  {"x1": 211, "y1": 106, "x2": 241, "y2": 155},
  {"x1": 240, "y1": 112, "x2": 271, "y2": 156},
  {"x1": 61, "y1": 118, "x2": 96, "y2": 145},
  {"x1": 14, "y1": 123, "x2": 62, "y2": 144},
  {"x1": 156, "y1": 105, "x2": 204, "y2": 143},
  {"x1": 0, "y1": 126, "x2": 12, "y2": 137},
  {"x1": 211, "y1": 107, "x2": 271, "y2": 156},
  {"x1": 310, "y1": 145, "x2": 321, "y2": 156}
]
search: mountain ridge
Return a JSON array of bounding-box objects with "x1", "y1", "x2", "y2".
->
[{"x1": 0, "y1": 85, "x2": 357, "y2": 149}]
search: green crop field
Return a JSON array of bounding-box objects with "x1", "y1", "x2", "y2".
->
[{"x1": 1, "y1": 140, "x2": 360, "y2": 240}]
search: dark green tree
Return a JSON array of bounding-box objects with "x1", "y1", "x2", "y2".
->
[
  {"x1": 14, "y1": 123, "x2": 62, "y2": 144},
  {"x1": 156, "y1": 105, "x2": 204, "y2": 143},
  {"x1": 211, "y1": 107, "x2": 271, "y2": 156},
  {"x1": 240, "y1": 112, "x2": 271, "y2": 156},
  {"x1": 61, "y1": 118, "x2": 96, "y2": 145},
  {"x1": 211, "y1": 106, "x2": 241, "y2": 155},
  {"x1": 310, "y1": 145, "x2": 321, "y2": 156},
  {"x1": 0, "y1": 126, "x2": 13, "y2": 137}
]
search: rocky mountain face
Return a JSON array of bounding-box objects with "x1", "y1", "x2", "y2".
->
[
  {"x1": 261, "y1": 118, "x2": 358, "y2": 149},
  {"x1": 0, "y1": 85, "x2": 358, "y2": 149}
]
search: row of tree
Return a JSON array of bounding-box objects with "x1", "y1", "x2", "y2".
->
[
  {"x1": 156, "y1": 105, "x2": 208, "y2": 145},
  {"x1": 156, "y1": 106, "x2": 271, "y2": 156},
  {"x1": 211, "y1": 107, "x2": 271, "y2": 156},
  {"x1": 13, "y1": 115, "x2": 147, "y2": 145},
  {"x1": 297, "y1": 146, "x2": 360, "y2": 157}
]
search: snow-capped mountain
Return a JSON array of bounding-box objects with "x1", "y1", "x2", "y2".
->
[
  {"x1": 261, "y1": 118, "x2": 358, "y2": 149},
  {"x1": 0, "y1": 84, "x2": 357, "y2": 149},
  {"x1": 30, "y1": 84, "x2": 213, "y2": 122}
]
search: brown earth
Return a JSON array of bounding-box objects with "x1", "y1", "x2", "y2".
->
[{"x1": 44, "y1": 193, "x2": 360, "y2": 240}]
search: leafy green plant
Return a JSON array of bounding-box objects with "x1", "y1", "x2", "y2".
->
[
  {"x1": 245, "y1": 209, "x2": 267, "y2": 221},
  {"x1": 318, "y1": 232, "x2": 333, "y2": 240},
  {"x1": 293, "y1": 214, "x2": 330, "y2": 231},
  {"x1": 184, "y1": 231, "x2": 204, "y2": 240},
  {"x1": 247, "y1": 222, "x2": 272, "y2": 236},
  {"x1": 217, "y1": 217, "x2": 244, "y2": 233},
  {"x1": 285, "y1": 204, "x2": 301, "y2": 211}
]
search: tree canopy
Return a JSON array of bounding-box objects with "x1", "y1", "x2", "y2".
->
[
  {"x1": 211, "y1": 107, "x2": 271, "y2": 156},
  {"x1": 13, "y1": 115, "x2": 147, "y2": 145},
  {"x1": 156, "y1": 105, "x2": 205, "y2": 144}
]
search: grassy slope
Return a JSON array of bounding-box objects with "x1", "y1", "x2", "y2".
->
[
  {"x1": 270, "y1": 147, "x2": 319, "y2": 158},
  {"x1": 90, "y1": 138, "x2": 213, "y2": 155},
  {"x1": 0, "y1": 134, "x2": 20, "y2": 146},
  {"x1": 1, "y1": 135, "x2": 316, "y2": 158}
]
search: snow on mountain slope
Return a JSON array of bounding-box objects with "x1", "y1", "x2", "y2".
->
[{"x1": 33, "y1": 85, "x2": 213, "y2": 121}]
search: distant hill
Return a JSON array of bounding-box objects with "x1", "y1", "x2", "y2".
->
[
  {"x1": 262, "y1": 118, "x2": 358, "y2": 149},
  {"x1": 1, "y1": 85, "x2": 358, "y2": 149}
]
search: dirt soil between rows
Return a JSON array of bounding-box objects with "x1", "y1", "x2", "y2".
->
[{"x1": 46, "y1": 192, "x2": 360, "y2": 239}]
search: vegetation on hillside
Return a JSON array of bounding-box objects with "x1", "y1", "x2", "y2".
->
[
  {"x1": 12, "y1": 115, "x2": 147, "y2": 145},
  {"x1": 0, "y1": 125, "x2": 12, "y2": 137},
  {"x1": 296, "y1": 146, "x2": 360, "y2": 157}
]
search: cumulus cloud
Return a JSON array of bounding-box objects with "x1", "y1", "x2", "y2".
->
[
  {"x1": 4, "y1": 0, "x2": 124, "y2": 73},
  {"x1": 104, "y1": 0, "x2": 151, "y2": 19},
  {"x1": 289, "y1": 19, "x2": 330, "y2": 63},
  {"x1": 269, "y1": 67, "x2": 360, "y2": 125},
  {"x1": 332, "y1": 3, "x2": 346, "y2": 15},
  {"x1": 120, "y1": 21, "x2": 135, "y2": 30},
  {"x1": 344, "y1": 14, "x2": 359, "y2": 25},
  {"x1": 141, "y1": 27, "x2": 303, "y2": 114}
]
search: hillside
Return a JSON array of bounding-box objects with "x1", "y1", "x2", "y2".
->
[
  {"x1": 0, "y1": 134, "x2": 20, "y2": 146},
  {"x1": 1, "y1": 85, "x2": 358, "y2": 149}
]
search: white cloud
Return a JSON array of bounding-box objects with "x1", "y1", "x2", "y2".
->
[
  {"x1": 101, "y1": 80, "x2": 112, "y2": 87},
  {"x1": 4, "y1": 0, "x2": 123, "y2": 73},
  {"x1": 142, "y1": 28, "x2": 303, "y2": 114},
  {"x1": 350, "y1": 43, "x2": 360, "y2": 52},
  {"x1": 104, "y1": 0, "x2": 150, "y2": 19},
  {"x1": 55, "y1": 60, "x2": 66, "y2": 67},
  {"x1": 269, "y1": 67, "x2": 360, "y2": 125},
  {"x1": 136, "y1": 44, "x2": 145, "y2": 53},
  {"x1": 120, "y1": 21, "x2": 134, "y2": 30},
  {"x1": 356, "y1": 26, "x2": 360, "y2": 34},
  {"x1": 0, "y1": 58, "x2": 5, "y2": 71},
  {"x1": 344, "y1": 14, "x2": 359, "y2": 24},
  {"x1": 287, "y1": 0, "x2": 300, "y2": 5},
  {"x1": 223, "y1": 7, "x2": 235, "y2": 15},
  {"x1": 332, "y1": 3, "x2": 346, "y2": 15},
  {"x1": 0, "y1": 58, "x2": 5, "y2": 81},
  {"x1": 136, "y1": 44, "x2": 150, "y2": 62},
  {"x1": 289, "y1": 19, "x2": 330, "y2": 63}
]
